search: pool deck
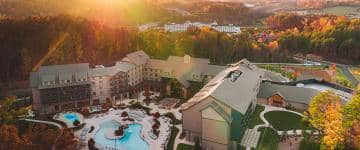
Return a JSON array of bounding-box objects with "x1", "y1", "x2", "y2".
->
[{"x1": 76, "y1": 108, "x2": 172, "y2": 150}]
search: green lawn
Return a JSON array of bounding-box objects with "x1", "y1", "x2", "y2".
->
[
  {"x1": 256, "y1": 127, "x2": 279, "y2": 150},
  {"x1": 247, "y1": 105, "x2": 265, "y2": 129},
  {"x1": 299, "y1": 138, "x2": 320, "y2": 150},
  {"x1": 177, "y1": 143, "x2": 193, "y2": 150},
  {"x1": 264, "y1": 111, "x2": 314, "y2": 130}
]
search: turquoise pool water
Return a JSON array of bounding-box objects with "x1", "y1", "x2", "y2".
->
[
  {"x1": 94, "y1": 120, "x2": 149, "y2": 150},
  {"x1": 63, "y1": 113, "x2": 80, "y2": 122}
]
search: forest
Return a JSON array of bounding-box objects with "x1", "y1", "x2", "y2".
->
[{"x1": 0, "y1": 14, "x2": 359, "y2": 84}]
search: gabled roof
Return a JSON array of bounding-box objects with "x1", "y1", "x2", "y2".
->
[
  {"x1": 146, "y1": 59, "x2": 167, "y2": 70},
  {"x1": 123, "y1": 50, "x2": 149, "y2": 65},
  {"x1": 154, "y1": 55, "x2": 226, "y2": 87},
  {"x1": 257, "y1": 82, "x2": 319, "y2": 104},
  {"x1": 39, "y1": 63, "x2": 89, "y2": 75},
  {"x1": 34, "y1": 63, "x2": 90, "y2": 88},
  {"x1": 200, "y1": 101, "x2": 232, "y2": 123},
  {"x1": 89, "y1": 62, "x2": 135, "y2": 77},
  {"x1": 182, "y1": 59, "x2": 263, "y2": 114}
]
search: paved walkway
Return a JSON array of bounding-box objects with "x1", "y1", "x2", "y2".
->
[
  {"x1": 241, "y1": 105, "x2": 304, "y2": 149},
  {"x1": 240, "y1": 128, "x2": 261, "y2": 148},
  {"x1": 20, "y1": 118, "x2": 63, "y2": 128}
]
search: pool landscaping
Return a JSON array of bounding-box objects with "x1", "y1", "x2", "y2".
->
[
  {"x1": 53, "y1": 112, "x2": 84, "y2": 128},
  {"x1": 93, "y1": 120, "x2": 149, "y2": 150},
  {"x1": 75, "y1": 107, "x2": 174, "y2": 150}
]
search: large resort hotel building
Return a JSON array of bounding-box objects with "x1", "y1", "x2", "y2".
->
[
  {"x1": 30, "y1": 51, "x2": 226, "y2": 114},
  {"x1": 181, "y1": 60, "x2": 263, "y2": 150},
  {"x1": 164, "y1": 21, "x2": 241, "y2": 34}
]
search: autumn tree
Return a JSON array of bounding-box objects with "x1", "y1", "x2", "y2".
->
[
  {"x1": 23, "y1": 124, "x2": 58, "y2": 150},
  {"x1": 54, "y1": 128, "x2": 78, "y2": 150},
  {"x1": 306, "y1": 91, "x2": 341, "y2": 130},
  {"x1": 266, "y1": 13, "x2": 305, "y2": 31},
  {"x1": 0, "y1": 125, "x2": 23, "y2": 150},
  {"x1": 322, "y1": 101, "x2": 345, "y2": 150},
  {"x1": 342, "y1": 91, "x2": 360, "y2": 149},
  {"x1": 0, "y1": 96, "x2": 28, "y2": 124}
]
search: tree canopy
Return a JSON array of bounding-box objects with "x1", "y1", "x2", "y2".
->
[{"x1": 0, "y1": 96, "x2": 28, "y2": 124}]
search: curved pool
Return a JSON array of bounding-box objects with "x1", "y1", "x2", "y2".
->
[
  {"x1": 94, "y1": 120, "x2": 149, "y2": 150},
  {"x1": 63, "y1": 113, "x2": 80, "y2": 122}
]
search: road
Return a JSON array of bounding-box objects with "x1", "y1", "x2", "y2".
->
[
  {"x1": 293, "y1": 56, "x2": 359, "y2": 86},
  {"x1": 166, "y1": 7, "x2": 191, "y2": 16}
]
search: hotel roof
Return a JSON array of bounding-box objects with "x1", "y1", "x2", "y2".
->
[
  {"x1": 182, "y1": 59, "x2": 263, "y2": 114},
  {"x1": 89, "y1": 62, "x2": 135, "y2": 77},
  {"x1": 31, "y1": 63, "x2": 90, "y2": 88},
  {"x1": 257, "y1": 82, "x2": 319, "y2": 104},
  {"x1": 123, "y1": 50, "x2": 149, "y2": 65}
]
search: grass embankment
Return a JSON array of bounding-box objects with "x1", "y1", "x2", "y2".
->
[
  {"x1": 264, "y1": 111, "x2": 314, "y2": 130},
  {"x1": 299, "y1": 138, "x2": 320, "y2": 150},
  {"x1": 247, "y1": 105, "x2": 265, "y2": 129},
  {"x1": 349, "y1": 67, "x2": 360, "y2": 81},
  {"x1": 177, "y1": 143, "x2": 193, "y2": 150},
  {"x1": 167, "y1": 126, "x2": 180, "y2": 150},
  {"x1": 256, "y1": 127, "x2": 279, "y2": 150},
  {"x1": 335, "y1": 69, "x2": 354, "y2": 88}
]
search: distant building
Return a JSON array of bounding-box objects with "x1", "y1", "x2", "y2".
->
[
  {"x1": 181, "y1": 60, "x2": 263, "y2": 150},
  {"x1": 30, "y1": 51, "x2": 227, "y2": 114},
  {"x1": 164, "y1": 21, "x2": 241, "y2": 34}
]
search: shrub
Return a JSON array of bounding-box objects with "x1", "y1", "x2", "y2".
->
[
  {"x1": 152, "y1": 124, "x2": 159, "y2": 130},
  {"x1": 179, "y1": 131, "x2": 186, "y2": 139},
  {"x1": 72, "y1": 123, "x2": 86, "y2": 131},
  {"x1": 114, "y1": 126, "x2": 124, "y2": 136},
  {"x1": 121, "y1": 111, "x2": 128, "y2": 117},
  {"x1": 73, "y1": 120, "x2": 80, "y2": 126},
  {"x1": 122, "y1": 118, "x2": 134, "y2": 121},
  {"x1": 81, "y1": 108, "x2": 90, "y2": 117},
  {"x1": 163, "y1": 112, "x2": 182, "y2": 125},
  {"x1": 89, "y1": 126, "x2": 95, "y2": 133},
  {"x1": 153, "y1": 119, "x2": 160, "y2": 126},
  {"x1": 88, "y1": 138, "x2": 97, "y2": 150},
  {"x1": 153, "y1": 129, "x2": 160, "y2": 137},
  {"x1": 153, "y1": 112, "x2": 160, "y2": 118}
]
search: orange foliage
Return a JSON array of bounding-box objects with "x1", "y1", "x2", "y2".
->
[{"x1": 322, "y1": 101, "x2": 345, "y2": 150}]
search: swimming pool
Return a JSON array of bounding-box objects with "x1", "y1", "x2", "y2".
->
[
  {"x1": 63, "y1": 113, "x2": 80, "y2": 122},
  {"x1": 94, "y1": 120, "x2": 149, "y2": 150}
]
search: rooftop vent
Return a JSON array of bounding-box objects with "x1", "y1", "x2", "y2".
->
[
  {"x1": 184, "y1": 54, "x2": 191, "y2": 64},
  {"x1": 95, "y1": 65, "x2": 105, "y2": 68},
  {"x1": 226, "y1": 70, "x2": 242, "y2": 82}
]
